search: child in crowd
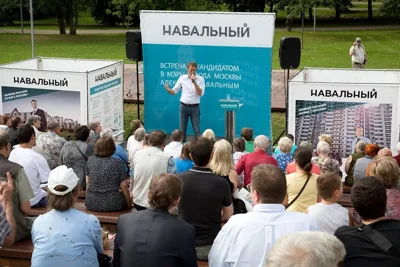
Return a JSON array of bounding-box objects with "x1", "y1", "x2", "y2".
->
[
  {"x1": 240, "y1": 127, "x2": 254, "y2": 153},
  {"x1": 306, "y1": 172, "x2": 351, "y2": 234},
  {"x1": 232, "y1": 138, "x2": 248, "y2": 186}
]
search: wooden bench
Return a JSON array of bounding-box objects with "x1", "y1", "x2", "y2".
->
[
  {"x1": 27, "y1": 201, "x2": 133, "y2": 232},
  {"x1": 338, "y1": 193, "x2": 352, "y2": 208},
  {"x1": 0, "y1": 239, "x2": 209, "y2": 267},
  {"x1": 343, "y1": 183, "x2": 352, "y2": 194},
  {"x1": 78, "y1": 190, "x2": 86, "y2": 199}
]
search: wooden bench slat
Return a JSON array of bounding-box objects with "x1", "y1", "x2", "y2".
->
[{"x1": 338, "y1": 193, "x2": 352, "y2": 207}]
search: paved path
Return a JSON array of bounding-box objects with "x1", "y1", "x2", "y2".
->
[{"x1": 1, "y1": 24, "x2": 400, "y2": 35}]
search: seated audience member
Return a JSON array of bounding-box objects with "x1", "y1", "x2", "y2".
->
[
  {"x1": 273, "y1": 136, "x2": 294, "y2": 173},
  {"x1": 178, "y1": 137, "x2": 233, "y2": 260},
  {"x1": 241, "y1": 127, "x2": 254, "y2": 153},
  {"x1": 312, "y1": 141, "x2": 341, "y2": 175},
  {"x1": 9, "y1": 125, "x2": 50, "y2": 208},
  {"x1": 31, "y1": 166, "x2": 103, "y2": 267},
  {"x1": 3, "y1": 115, "x2": 12, "y2": 133},
  {"x1": 85, "y1": 137, "x2": 131, "y2": 212},
  {"x1": 101, "y1": 129, "x2": 129, "y2": 173},
  {"x1": 353, "y1": 144, "x2": 380, "y2": 182},
  {"x1": 235, "y1": 135, "x2": 278, "y2": 187},
  {"x1": 113, "y1": 174, "x2": 197, "y2": 267},
  {"x1": 370, "y1": 157, "x2": 400, "y2": 219},
  {"x1": 8, "y1": 116, "x2": 23, "y2": 147},
  {"x1": 202, "y1": 129, "x2": 216, "y2": 143},
  {"x1": 88, "y1": 121, "x2": 102, "y2": 144},
  {"x1": 266, "y1": 232, "x2": 346, "y2": 267},
  {"x1": 132, "y1": 130, "x2": 176, "y2": 211},
  {"x1": 210, "y1": 139, "x2": 239, "y2": 194},
  {"x1": 335, "y1": 176, "x2": 400, "y2": 267},
  {"x1": 0, "y1": 115, "x2": 9, "y2": 131},
  {"x1": 126, "y1": 119, "x2": 143, "y2": 150},
  {"x1": 306, "y1": 172, "x2": 350, "y2": 234},
  {"x1": 60, "y1": 125, "x2": 94, "y2": 186},
  {"x1": 232, "y1": 138, "x2": 248, "y2": 186},
  {"x1": 284, "y1": 146, "x2": 319, "y2": 213},
  {"x1": 273, "y1": 133, "x2": 297, "y2": 155},
  {"x1": 174, "y1": 142, "x2": 194, "y2": 173},
  {"x1": 344, "y1": 140, "x2": 367, "y2": 186},
  {"x1": 37, "y1": 121, "x2": 66, "y2": 170},
  {"x1": 351, "y1": 126, "x2": 371, "y2": 153},
  {"x1": 26, "y1": 115, "x2": 42, "y2": 138},
  {"x1": 164, "y1": 129, "x2": 184, "y2": 159},
  {"x1": 312, "y1": 134, "x2": 343, "y2": 166},
  {"x1": 377, "y1": 147, "x2": 392, "y2": 157},
  {"x1": 0, "y1": 130, "x2": 34, "y2": 242},
  {"x1": 128, "y1": 128, "x2": 147, "y2": 164},
  {"x1": 286, "y1": 141, "x2": 321, "y2": 175},
  {"x1": 0, "y1": 172, "x2": 17, "y2": 248},
  {"x1": 393, "y1": 142, "x2": 400, "y2": 167},
  {"x1": 209, "y1": 164, "x2": 319, "y2": 267}
]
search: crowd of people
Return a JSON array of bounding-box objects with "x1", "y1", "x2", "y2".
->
[{"x1": 0, "y1": 114, "x2": 400, "y2": 267}]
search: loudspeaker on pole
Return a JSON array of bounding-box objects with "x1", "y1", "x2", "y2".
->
[
  {"x1": 279, "y1": 37, "x2": 301, "y2": 69},
  {"x1": 126, "y1": 30, "x2": 143, "y2": 62}
]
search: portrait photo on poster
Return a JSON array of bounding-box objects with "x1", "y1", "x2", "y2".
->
[{"x1": 1, "y1": 86, "x2": 81, "y2": 131}]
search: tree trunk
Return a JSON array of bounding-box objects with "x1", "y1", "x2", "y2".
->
[
  {"x1": 69, "y1": 1, "x2": 78, "y2": 35},
  {"x1": 335, "y1": 5, "x2": 341, "y2": 20},
  {"x1": 368, "y1": 0, "x2": 373, "y2": 20},
  {"x1": 269, "y1": 1, "x2": 274, "y2": 12},
  {"x1": 309, "y1": 8, "x2": 312, "y2": 21},
  {"x1": 55, "y1": 7, "x2": 66, "y2": 34}
]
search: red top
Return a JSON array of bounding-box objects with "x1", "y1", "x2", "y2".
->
[
  {"x1": 235, "y1": 149, "x2": 278, "y2": 186},
  {"x1": 286, "y1": 162, "x2": 321, "y2": 175},
  {"x1": 393, "y1": 155, "x2": 400, "y2": 167}
]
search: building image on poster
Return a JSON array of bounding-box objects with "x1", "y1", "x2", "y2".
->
[
  {"x1": 140, "y1": 11, "x2": 275, "y2": 138},
  {"x1": 295, "y1": 100, "x2": 393, "y2": 157},
  {"x1": 88, "y1": 64, "x2": 124, "y2": 130},
  {"x1": 1, "y1": 86, "x2": 80, "y2": 131}
]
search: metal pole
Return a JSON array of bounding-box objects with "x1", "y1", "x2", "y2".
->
[
  {"x1": 301, "y1": 10, "x2": 304, "y2": 49},
  {"x1": 136, "y1": 59, "x2": 140, "y2": 120},
  {"x1": 29, "y1": 0, "x2": 35, "y2": 57},
  {"x1": 20, "y1": 0, "x2": 24, "y2": 34},
  {"x1": 285, "y1": 69, "x2": 290, "y2": 133},
  {"x1": 313, "y1": 5, "x2": 316, "y2": 31}
]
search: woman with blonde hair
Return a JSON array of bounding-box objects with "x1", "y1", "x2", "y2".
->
[
  {"x1": 210, "y1": 139, "x2": 239, "y2": 193},
  {"x1": 313, "y1": 134, "x2": 342, "y2": 166}
]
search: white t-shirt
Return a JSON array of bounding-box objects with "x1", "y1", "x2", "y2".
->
[
  {"x1": 307, "y1": 202, "x2": 349, "y2": 234},
  {"x1": 9, "y1": 147, "x2": 50, "y2": 206},
  {"x1": 164, "y1": 141, "x2": 183, "y2": 159},
  {"x1": 350, "y1": 45, "x2": 366, "y2": 64},
  {"x1": 173, "y1": 74, "x2": 205, "y2": 105}
]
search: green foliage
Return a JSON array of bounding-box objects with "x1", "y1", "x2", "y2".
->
[
  {"x1": 223, "y1": 0, "x2": 266, "y2": 12},
  {"x1": 0, "y1": 0, "x2": 20, "y2": 25},
  {"x1": 380, "y1": 0, "x2": 400, "y2": 18}
]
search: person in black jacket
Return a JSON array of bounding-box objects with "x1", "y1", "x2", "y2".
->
[
  {"x1": 113, "y1": 173, "x2": 197, "y2": 267},
  {"x1": 30, "y1": 100, "x2": 47, "y2": 132}
]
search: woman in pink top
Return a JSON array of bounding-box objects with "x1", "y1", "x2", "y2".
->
[{"x1": 286, "y1": 141, "x2": 321, "y2": 175}]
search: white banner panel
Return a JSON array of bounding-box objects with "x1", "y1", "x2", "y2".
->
[{"x1": 288, "y1": 82, "x2": 400, "y2": 157}]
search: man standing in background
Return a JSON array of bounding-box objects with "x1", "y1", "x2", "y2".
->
[
  {"x1": 164, "y1": 62, "x2": 205, "y2": 142},
  {"x1": 30, "y1": 100, "x2": 47, "y2": 132},
  {"x1": 349, "y1": 37, "x2": 367, "y2": 69}
]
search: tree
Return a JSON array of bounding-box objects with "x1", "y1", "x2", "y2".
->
[
  {"x1": 223, "y1": 0, "x2": 266, "y2": 12},
  {"x1": 322, "y1": 0, "x2": 353, "y2": 20},
  {"x1": 367, "y1": 0, "x2": 372, "y2": 20},
  {"x1": 380, "y1": 0, "x2": 400, "y2": 18},
  {"x1": 0, "y1": 0, "x2": 20, "y2": 25}
]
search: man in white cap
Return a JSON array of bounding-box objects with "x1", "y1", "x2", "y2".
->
[{"x1": 349, "y1": 37, "x2": 367, "y2": 69}]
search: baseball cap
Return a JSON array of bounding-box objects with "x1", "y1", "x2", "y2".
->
[
  {"x1": 355, "y1": 37, "x2": 362, "y2": 42},
  {"x1": 48, "y1": 165, "x2": 79, "y2": 196}
]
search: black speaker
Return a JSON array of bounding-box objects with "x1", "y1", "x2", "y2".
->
[
  {"x1": 126, "y1": 30, "x2": 143, "y2": 61},
  {"x1": 279, "y1": 37, "x2": 301, "y2": 69}
]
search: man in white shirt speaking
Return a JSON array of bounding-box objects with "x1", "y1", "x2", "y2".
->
[
  {"x1": 349, "y1": 37, "x2": 367, "y2": 69},
  {"x1": 208, "y1": 164, "x2": 319, "y2": 267},
  {"x1": 164, "y1": 62, "x2": 205, "y2": 142}
]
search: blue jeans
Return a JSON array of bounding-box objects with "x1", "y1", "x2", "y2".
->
[{"x1": 180, "y1": 103, "x2": 200, "y2": 142}]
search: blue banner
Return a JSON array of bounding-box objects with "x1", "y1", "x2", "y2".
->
[{"x1": 140, "y1": 11, "x2": 275, "y2": 138}]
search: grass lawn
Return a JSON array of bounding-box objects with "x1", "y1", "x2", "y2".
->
[{"x1": 1, "y1": 30, "x2": 400, "y2": 69}]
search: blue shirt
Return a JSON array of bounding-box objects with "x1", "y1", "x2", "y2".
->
[
  {"x1": 273, "y1": 153, "x2": 294, "y2": 173},
  {"x1": 112, "y1": 144, "x2": 129, "y2": 172},
  {"x1": 273, "y1": 145, "x2": 297, "y2": 155},
  {"x1": 31, "y1": 208, "x2": 103, "y2": 267},
  {"x1": 174, "y1": 158, "x2": 194, "y2": 173},
  {"x1": 208, "y1": 204, "x2": 319, "y2": 267}
]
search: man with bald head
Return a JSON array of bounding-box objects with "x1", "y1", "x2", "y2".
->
[
  {"x1": 209, "y1": 164, "x2": 319, "y2": 267},
  {"x1": 235, "y1": 135, "x2": 278, "y2": 187},
  {"x1": 0, "y1": 130, "x2": 34, "y2": 242},
  {"x1": 164, "y1": 129, "x2": 184, "y2": 159}
]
